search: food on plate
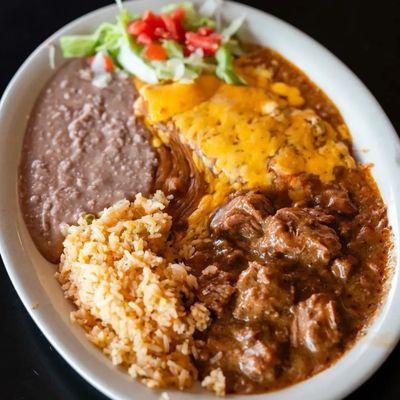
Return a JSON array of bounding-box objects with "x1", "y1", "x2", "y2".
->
[
  {"x1": 18, "y1": 1, "x2": 391, "y2": 396},
  {"x1": 57, "y1": 191, "x2": 209, "y2": 390},
  {"x1": 19, "y1": 59, "x2": 157, "y2": 262}
]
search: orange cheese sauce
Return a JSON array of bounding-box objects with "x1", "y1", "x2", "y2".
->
[{"x1": 136, "y1": 48, "x2": 356, "y2": 238}]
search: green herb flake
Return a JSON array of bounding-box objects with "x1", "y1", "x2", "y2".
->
[{"x1": 83, "y1": 213, "x2": 96, "y2": 225}]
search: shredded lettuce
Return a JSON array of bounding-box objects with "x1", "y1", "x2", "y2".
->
[
  {"x1": 165, "y1": 59, "x2": 186, "y2": 80},
  {"x1": 221, "y1": 16, "x2": 245, "y2": 41},
  {"x1": 199, "y1": 0, "x2": 223, "y2": 30},
  {"x1": 162, "y1": 40, "x2": 184, "y2": 59},
  {"x1": 94, "y1": 23, "x2": 122, "y2": 55},
  {"x1": 191, "y1": 16, "x2": 216, "y2": 29},
  {"x1": 60, "y1": 2, "x2": 248, "y2": 85},
  {"x1": 116, "y1": 8, "x2": 139, "y2": 47},
  {"x1": 185, "y1": 49, "x2": 216, "y2": 73},
  {"x1": 115, "y1": 0, "x2": 123, "y2": 11},
  {"x1": 180, "y1": 67, "x2": 199, "y2": 83},
  {"x1": 118, "y1": 39, "x2": 158, "y2": 83},
  {"x1": 151, "y1": 48, "x2": 219, "y2": 83},
  {"x1": 161, "y1": 1, "x2": 194, "y2": 14},
  {"x1": 215, "y1": 45, "x2": 245, "y2": 85},
  {"x1": 152, "y1": 58, "x2": 200, "y2": 83},
  {"x1": 48, "y1": 45, "x2": 56, "y2": 69},
  {"x1": 60, "y1": 32, "x2": 100, "y2": 58},
  {"x1": 162, "y1": 2, "x2": 215, "y2": 30},
  {"x1": 225, "y1": 38, "x2": 245, "y2": 56},
  {"x1": 60, "y1": 9, "x2": 139, "y2": 58},
  {"x1": 154, "y1": 44, "x2": 216, "y2": 83},
  {"x1": 151, "y1": 60, "x2": 176, "y2": 81}
]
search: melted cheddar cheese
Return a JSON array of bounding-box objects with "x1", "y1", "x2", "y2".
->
[
  {"x1": 174, "y1": 85, "x2": 354, "y2": 186},
  {"x1": 137, "y1": 59, "x2": 355, "y2": 242},
  {"x1": 139, "y1": 75, "x2": 221, "y2": 122}
]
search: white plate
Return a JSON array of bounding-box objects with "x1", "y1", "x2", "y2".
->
[{"x1": 0, "y1": 1, "x2": 399, "y2": 399}]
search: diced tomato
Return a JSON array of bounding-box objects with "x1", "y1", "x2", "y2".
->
[
  {"x1": 142, "y1": 10, "x2": 155, "y2": 22},
  {"x1": 171, "y1": 7, "x2": 185, "y2": 21},
  {"x1": 154, "y1": 26, "x2": 169, "y2": 39},
  {"x1": 160, "y1": 14, "x2": 176, "y2": 38},
  {"x1": 142, "y1": 10, "x2": 164, "y2": 31},
  {"x1": 198, "y1": 26, "x2": 214, "y2": 36},
  {"x1": 127, "y1": 20, "x2": 147, "y2": 36},
  {"x1": 103, "y1": 55, "x2": 115, "y2": 72},
  {"x1": 209, "y1": 32, "x2": 223, "y2": 41},
  {"x1": 143, "y1": 43, "x2": 167, "y2": 60},
  {"x1": 128, "y1": 9, "x2": 188, "y2": 46},
  {"x1": 128, "y1": 11, "x2": 166, "y2": 42},
  {"x1": 161, "y1": 14, "x2": 185, "y2": 41},
  {"x1": 183, "y1": 45, "x2": 193, "y2": 56},
  {"x1": 137, "y1": 32, "x2": 153, "y2": 45},
  {"x1": 185, "y1": 31, "x2": 221, "y2": 55}
]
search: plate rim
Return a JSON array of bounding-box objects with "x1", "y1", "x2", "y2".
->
[{"x1": 1, "y1": 1, "x2": 400, "y2": 399}]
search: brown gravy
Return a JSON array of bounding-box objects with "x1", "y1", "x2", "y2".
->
[{"x1": 189, "y1": 168, "x2": 389, "y2": 393}]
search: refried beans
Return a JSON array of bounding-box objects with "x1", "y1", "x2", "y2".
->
[{"x1": 18, "y1": 58, "x2": 157, "y2": 262}]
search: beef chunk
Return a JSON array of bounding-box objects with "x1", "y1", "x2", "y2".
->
[
  {"x1": 232, "y1": 326, "x2": 260, "y2": 344},
  {"x1": 197, "y1": 265, "x2": 236, "y2": 317},
  {"x1": 187, "y1": 239, "x2": 245, "y2": 276},
  {"x1": 233, "y1": 262, "x2": 294, "y2": 322},
  {"x1": 239, "y1": 340, "x2": 278, "y2": 384},
  {"x1": 210, "y1": 191, "x2": 275, "y2": 241},
  {"x1": 291, "y1": 294, "x2": 341, "y2": 355},
  {"x1": 316, "y1": 188, "x2": 357, "y2": 215},
  {"x1": 258, "y1": 208, "x2": 341, "y2": 267},
  {"x1": 331, "y1": 256, "x2": 356, "y2": 281},
  {"x1": 186, "y1": 240, "x2": 214, "y2": 276},
  {"x1": 198, "y1": 321, "x2": 280, "y2": 391},
  {"x1": 213, "y1": 238, "x2": 246, "y2": 268}
]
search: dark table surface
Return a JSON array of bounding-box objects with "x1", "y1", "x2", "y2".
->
[{"x1": 1, "y1": 1, "x2": 400, "y2": 399}]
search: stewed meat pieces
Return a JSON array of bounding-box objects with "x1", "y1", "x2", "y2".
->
[
  {"x1": 233, "y1": 262, "x2": 294, "y2": 323},
  {"x1": 197, "y1": 265, "x2": 236, "y2": 317},
  {"x1": 210, "y1": 191, "x2": 275, "y2": 241},
  {"x1": 331, "y1": 256, "x2": 356, "y2": 281},
  {"x1": 258, "y1": 208, "x2": 342, "y2": 267},
  {"x1": 315, "y1": 188, "x2": 357, "y2": 215},
  {"x1": 291, "y1": 294, "x2": 341, "y2": 355},
  {"x1": 238, "y1": 340, "x2": 278, "y2": 385},
  {"x1": 199, "y1": 188, "x2": 357, "y2": 392},
  {"x1": 198, "y1": 321, "x2": 280, "y2": 391},
  {"x1": 210, "y1": 191, "x2": 342, "y2": 268}
]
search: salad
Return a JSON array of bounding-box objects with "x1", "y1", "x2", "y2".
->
[{"x1": 60, "y1": 0, "x2": 246, "y2": 84}]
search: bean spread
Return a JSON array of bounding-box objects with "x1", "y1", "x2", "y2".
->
[{"x1": 19, "y1": 59, "x2": 157, "y2": 262}]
